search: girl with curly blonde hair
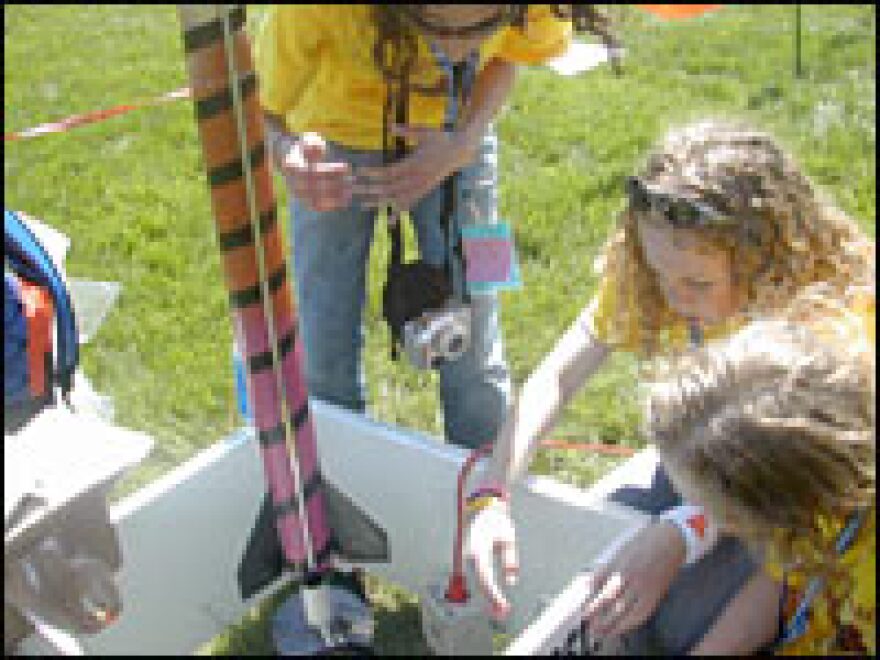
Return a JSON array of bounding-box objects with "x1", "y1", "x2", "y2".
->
[
  {"x1": 595, "y1": 120, "x2": 874, "y2": 357},
  {"x1": 647, "y1": 303, "x2": 875, "y2": 654},
  {"x1": 465, "y1": 119, "x2": 875, "y2": 653}
]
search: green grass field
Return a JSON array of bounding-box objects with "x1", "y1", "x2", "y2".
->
[{"x1": 5, "y1": 4, "x2": 875, "y2": 655}]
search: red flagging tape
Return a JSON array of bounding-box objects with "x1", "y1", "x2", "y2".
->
[
  {"x1": 540, "y1": 440, "x2": 636, "y2": 457},
  {"x1": 4, "y1": 87, "x2": 191, "y2": 141},
  {"x1": 635, "y1": 5, "x2": 721, "y2": 20}
]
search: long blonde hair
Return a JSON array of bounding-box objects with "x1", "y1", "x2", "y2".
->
[
  {"x1": 598, "y1": 119, "x2": 875, "y2": 357},
  {"x1": 646, "y1": 305, "x2": 875, "y2": 569}
]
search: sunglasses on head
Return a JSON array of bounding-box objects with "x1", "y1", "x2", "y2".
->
[
  {"x1": 626, "y1": 176, "x2": 734, "y2": 229},
  {"x1": 400, "y1": 6, "x2": 514, "y2": 39}
]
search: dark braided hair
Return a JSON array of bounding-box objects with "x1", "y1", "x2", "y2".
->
[{"x1": 371, "y1": 4, "x2": 620, "y2": 88}]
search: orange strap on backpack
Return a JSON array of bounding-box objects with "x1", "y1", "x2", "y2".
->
[{"x1": 19, "y1": 279, "x2": 54, "y2": 398}]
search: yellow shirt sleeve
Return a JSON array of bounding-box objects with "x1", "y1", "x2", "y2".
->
[
  {"x1": 584, "y1": 270, "x2": 639, "y2": 352},
  {"x1": 252, "y1": 5, "x2": 327, "y2": 118},
  {"x1": 492, "y1": 5, "x2": 573, "y2": 65}
]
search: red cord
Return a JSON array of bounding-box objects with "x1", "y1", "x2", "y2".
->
[
  {"x1": 446, "y1": 442, "x2": 493, "y2": 603},
  {"x1": 446, "y1": 439, "x2": 635, "y2": 604},
  {"x1": 540, "y1": 440, "x2": 636, "y2": 457}
]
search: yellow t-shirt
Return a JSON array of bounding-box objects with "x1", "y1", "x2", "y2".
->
[
  {"x1": 766, "y1": 287, "x2": 876, "y2": 655},
  {"x1": 766, "y1": 508, "x2": 876, "y2": 656},
  {"x1": 252, "y1": 5, "x2": 572, "y2": 150},
  {"x1": 583, "y1": 270, "x2": 745, "y2": 354}
]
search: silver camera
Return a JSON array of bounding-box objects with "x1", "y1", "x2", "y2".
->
[{"x1": 402, "y1": 302, "x2": 471, "y2": 370}]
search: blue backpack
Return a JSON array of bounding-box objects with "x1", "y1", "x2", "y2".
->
[{"x1": 4, "y1": 210, "x2": 79, "y2": 432}]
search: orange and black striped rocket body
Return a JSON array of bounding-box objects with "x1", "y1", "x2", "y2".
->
[{"x1": 176, "y1": 5, "x2": 338, "y2": 579}]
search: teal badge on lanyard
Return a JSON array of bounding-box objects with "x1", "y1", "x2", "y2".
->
[{"x1": 461, "y1": 222, "x2": 522, "y2": 295}]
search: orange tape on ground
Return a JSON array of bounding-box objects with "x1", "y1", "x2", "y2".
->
[
  {"x1": 4, "y1": 87, "x2": 191, "y2": 141},
  {"x1": 636, "y1": 5, "x2": 721, "y2": 20},
  {"x1": 541, "y1": 440, "x2": 636, "y2": 457}
]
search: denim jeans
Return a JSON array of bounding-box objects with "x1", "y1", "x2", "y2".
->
[
  {"x1": 288, "y1": 132, "x2": 511, "y2": 450},
  {"x1": 610, "y1": 463, "x2": 759, "y2": 654}
]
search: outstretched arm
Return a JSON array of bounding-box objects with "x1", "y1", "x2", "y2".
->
[
  {"x1": 478, "y1": 303, "x2": 612, "y2": 490},
  {"x1": 465, "y1": 302, "x2": 611, "y2": 619}
]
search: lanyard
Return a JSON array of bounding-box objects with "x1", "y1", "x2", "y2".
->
[
  {"x1": 382, "y1": 45, "x2": 477, "y2": 303},
  {"x1": 688, "y1": 320, "x2": 704, "y2": 347},
  {"x1": 779, "y1": 509, "x2": 867, "y2": 646},
  {"x1": 428, "y1": 42, "x2": 478, "y2": 130},
  {"x1": 428, "y1": 44, "x2": 478, "y2": 302}
]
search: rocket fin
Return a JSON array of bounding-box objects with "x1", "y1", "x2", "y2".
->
[{"x1": 237, "y1": 481, "x2": 389, "y2": 600}]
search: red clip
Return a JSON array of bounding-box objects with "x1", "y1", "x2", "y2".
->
[
  {"x1": 445, "y1": 572, "x2": 469, "y2": 604},
  {"x1": 686, "y1": 513, "x2": 707, "y2": 539}
]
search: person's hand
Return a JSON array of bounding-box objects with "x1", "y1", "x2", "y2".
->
[
  {"x1": 582, "y1": 520, "x2": 686, "y2": 641},
  {"x1": 464, "y1": 497, "x2": 519, "y2": 622},
  {"x1": 353, "y1": 124, "x2": 478, "y2": 211},
  {"x1": 277, "y1": 132, "x2": 354, "y2": 213}
]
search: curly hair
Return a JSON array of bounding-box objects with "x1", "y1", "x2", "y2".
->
[
  {"x1": 371, "y1": 4, "x2": 619, "y2": 89},
  {"x1": 646, "y1": 308, "x2": 875, "y2": 574},
  {"x1": 596, "y1": 119, "x2": 876, "y2": 357}
]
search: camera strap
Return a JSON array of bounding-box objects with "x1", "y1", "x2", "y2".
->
[
  {"x1": 380, "y1": 52, "x2": 476, "y2": 360},
  {"x1": 381, "y1": 75, "x2": 409, "y2": 273},
  {"x1": 442, "y1": 56, "x2": 473, "y2": 306},
  {"x1": 381, "y1": 54, "x2": 475, "y2": 301}
]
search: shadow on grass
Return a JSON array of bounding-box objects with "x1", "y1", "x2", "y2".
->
[{"x1": 371, "y1": 594, "x2": 432, "y2": 656}]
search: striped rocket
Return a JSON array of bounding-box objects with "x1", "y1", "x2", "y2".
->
[{"x1": 176, "y1": 5, "x2": 387, "y2": 594}]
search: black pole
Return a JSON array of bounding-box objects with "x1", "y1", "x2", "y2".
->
[{"x1": 795, "y1": 4, "x2": 803, "y2": 78}]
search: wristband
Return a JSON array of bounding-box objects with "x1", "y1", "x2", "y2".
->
[
  {"x1": 467, "y1": 485, "x2": 509, "y2": 503},
  {"x1": 464, "y1": 495, "x2": 501, "y2": 517},
  {"x1": 659, "y1": 504, "x2": 719, "y2": 566},
  {"x1": 464, "y1": 485, "x2": 509, "y2": 517}
]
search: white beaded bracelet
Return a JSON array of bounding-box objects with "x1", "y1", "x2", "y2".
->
[{"x1": 659, "y1": 504, "x2": 720, "y2": 566}]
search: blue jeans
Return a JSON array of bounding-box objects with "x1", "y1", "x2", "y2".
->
[
  {"x1": 288, "y1": 133, "x2": 511, "y2": 450},
  {"x1": 610, "y1": 464, "x2": 759, "y2": 654}
]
